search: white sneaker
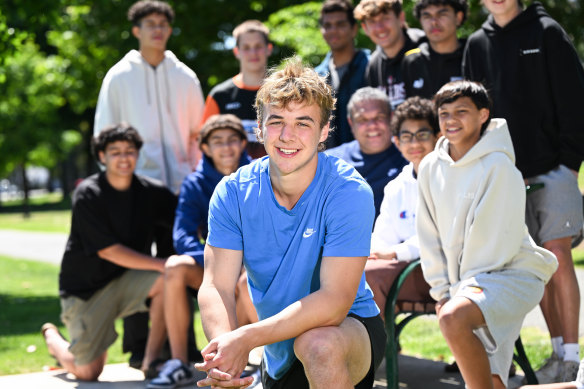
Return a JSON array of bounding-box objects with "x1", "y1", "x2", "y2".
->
[
  {"x1": 534, "y1": 353, "x2": 562, "y2": 384},
  {"x1": 147, "y1": 358, "x2": 195, "y2": 389},
  {"x1": 560, "y1": 360, "x2": 581, "y2": 382}
]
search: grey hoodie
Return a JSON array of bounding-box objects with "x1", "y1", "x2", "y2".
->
[
  {"x1": 94, "y1": 50, "x2": 204, "y2": 193},
  {"x1": 416, "y1": 118, "x2": 558, "y2": 301}
]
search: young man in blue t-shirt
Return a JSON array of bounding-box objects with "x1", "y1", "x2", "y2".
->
[{"x1": 195, "y1": 57, "x2": 386, "y2": 389}]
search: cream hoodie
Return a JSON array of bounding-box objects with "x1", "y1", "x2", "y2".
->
[
  {"x1": 416, "y1": 118, "x2": 558, "y2": 302},
  {"x1": 94, "y1": 50, "x2": 204, "y2": 193}
]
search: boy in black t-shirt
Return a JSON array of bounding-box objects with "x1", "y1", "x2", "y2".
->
[{"x1": 42, "y1": 123, "x2": 176, "y2": 381}]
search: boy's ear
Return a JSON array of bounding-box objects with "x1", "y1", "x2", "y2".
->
[
  {"x1": 201, "y1": 143, "x2": 211, "y2": 158},
  {"x1": 455, "y1": 11, "x2": 464, "y2": 27},
  {"x1": 98, "y1": 151, "x2": 106, "y2": 165},
  {"x1": 131, "y1": 25, "x2": 140, "y2": 40},
  {"x1": 233, "y1": 46, "x2": 241, "y2": 60},
  {"x1": 393, "y1": 135, "x2": 401, "y2": 150},
  {"x1": 266, "y1": 43, "x2": 273, "y2": 57},
  {"x1": 479, "y1": 108, "x2": 490, "y2": 125},
  {"x1": 399, "y1": 11, "x2": 406, "y2": 27}
]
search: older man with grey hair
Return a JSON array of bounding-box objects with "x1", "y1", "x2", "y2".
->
[{"x1": 326, "y1": 87, "x2": 407, "y2": 217}]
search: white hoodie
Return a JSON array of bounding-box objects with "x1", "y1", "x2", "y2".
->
[
  {"x1": 416, "y1": 118, "x2": 558, "y2": 302},
  {"x1": 371, "y1": 163, "x2": 420, "y2": 260},
  {"x1": 94, "y1": 50, "x2": 204, "y2": 193}
]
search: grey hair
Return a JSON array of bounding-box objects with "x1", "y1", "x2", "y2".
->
[{"x1": 347, "y1": 87, "x2": 392, "y2": 120}]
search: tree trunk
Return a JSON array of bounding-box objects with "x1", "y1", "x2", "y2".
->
[{"x1": 20, "y1": 163, "x2": 30, "y2": 218}]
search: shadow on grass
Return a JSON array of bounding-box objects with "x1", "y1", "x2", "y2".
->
[
  {"x1": 0, "y1": 198, "x2": 72, "y2": 214},
  {"x1": 0, "y1": 293, "x2": 61, "y2": 336}
]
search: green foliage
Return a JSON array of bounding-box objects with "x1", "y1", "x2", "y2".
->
[
  {"x1": 0, "y1": 0, "x2": 582, "y2": 187},
  {"x1": 266, "y1": 2, "x2": 330, "y2": 66}
]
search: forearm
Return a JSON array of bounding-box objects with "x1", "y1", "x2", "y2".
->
[
  {"x1": 198, "y1": 283, "x2": 239, "y2": 341},
  {"x1": 97, "y1": 244, "x2": 165, "y2": 272},
  {"x1": 239, "y1": 286, "x2": 354, "y2": 351}
]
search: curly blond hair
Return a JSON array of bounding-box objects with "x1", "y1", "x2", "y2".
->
[
  {"x1": 354, "y1": 0, "x2": 402, "y2": 21},
  {"x1": 254, "y1": 57, "x2": 335, "y2": 151}
]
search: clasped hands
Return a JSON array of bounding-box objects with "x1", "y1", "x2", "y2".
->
[{"x1": 195, "y1": 329, "x2": 256, "y2": 389}]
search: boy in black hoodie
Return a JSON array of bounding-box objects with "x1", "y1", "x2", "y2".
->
[
  {"x1": 354, "y1": 0, "x2": 425, "y2": 110},
  {"x1": 463, "y1": 0, "x2": 584, "y2": 383},
  {"x1": 402, "y1": 0, "x2": 468, "y2": 99}
]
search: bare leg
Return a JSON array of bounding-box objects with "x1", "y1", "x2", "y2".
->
[
  {"x1": 42, "y1": 325, "x2": 106, "y2": 381},
  {"x1": 294, "y1": 317, "x2": 371, "y2": 389},
  {"x1": 235, "y1": 271, "x2": 258, "y2": 326},
  {"x1": 438, "y1": 296, "x2": 495, "y2": 389},
  {"x1": 142, "y1": 275, "x2": 167, "y2": 371},
  {"x1": 163, "y1": 255, "x2": 204, "y2": 363},
  {"x1": 542, "y1": 237, "x2": 580, "y2": 345}
]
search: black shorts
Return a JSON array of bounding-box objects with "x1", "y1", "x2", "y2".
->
[{"x1": 260, "y1": 313, "x2": 386, "y2": 389}]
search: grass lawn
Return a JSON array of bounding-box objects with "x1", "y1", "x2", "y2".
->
[
  {"x1": 0, "y1": 255, "x2": 207, "y2": 376},
  {"x1": 0, "y1": 254, "x2": 576, "y2": 378}
]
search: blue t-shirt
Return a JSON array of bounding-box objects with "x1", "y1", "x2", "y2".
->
[{"x1": 207, "y1": 153, "x2": 379, "y2": 380}]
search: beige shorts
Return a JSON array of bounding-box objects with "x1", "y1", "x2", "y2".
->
[
  {"x1": 456, "y1": 269, "x2": 544, "y2": 387},
  {"x1": 525, "y1": 164, "x2": 583, "y2": 245},
  {"x1": 60, "y1": 269, "x2": 159, "y2": 365}
]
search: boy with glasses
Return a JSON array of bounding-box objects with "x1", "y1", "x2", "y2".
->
[{"x1": 365, "y1": 96, "x2": 437, "y2": 315}]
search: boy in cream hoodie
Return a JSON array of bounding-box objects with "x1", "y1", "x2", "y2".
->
[{"x1": 416, "y1": 80, "x2": 558, "y2": 389}]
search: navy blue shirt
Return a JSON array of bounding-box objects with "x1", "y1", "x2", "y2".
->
[{"x1": 326, "y1": 140, "x2": 407, "y2": 218}]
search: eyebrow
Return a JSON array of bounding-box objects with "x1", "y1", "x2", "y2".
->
[{"x1": 266, "y1": 114, "x2": 316, "y2": 123}]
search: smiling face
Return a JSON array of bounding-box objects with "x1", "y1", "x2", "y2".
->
[
  {"x1": 234, "y1": 31, "x2": 272, "y2": 75},
  {"x1": 348, "y1": 99, "x2": 392, "y2": 155},
  {"x1": 395, "y1": 119, "x2": 437, "y2": 170},
  {"x1": 481, "y1": 0, "x2": 522, "y2": 27},
  {"x1": 320, "y1": 11, "x2": 358, "y2": 53},
  {"x1": 361, "y1": 10, "x2": 405, "y2": 56},
  {"x1": 437, "y1": 96, "x2": 489, "y2": 160},
  {"x1": 260, "y1": 102, "x2": 329, "y2": 179},
  {"x1": 201, "y1": 129, "x2": 246, "y2": 175},
  {"x1": 99, "y1": 140, "x2": 138, "y2": 180},
  {"x1": 132, "y1": 13, "x2": 172, "y2": 53},
  {"x1": 419, "y1": 5, "x2": 462, "y2": 50}
]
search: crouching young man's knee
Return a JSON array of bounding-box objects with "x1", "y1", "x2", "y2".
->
[
  {"x1": 294, "y1": 327, "x2": 345, "y2": 367},
  {"x1": 438, "y1": 297, "x2": 484, "y2": 340}
]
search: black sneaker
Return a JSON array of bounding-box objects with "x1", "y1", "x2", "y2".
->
[{"x1": 147, "y1": 359, "x2": 195, "y2": 389}]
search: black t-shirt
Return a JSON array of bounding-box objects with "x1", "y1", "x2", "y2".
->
[{"x1": 59, "y1": 173, "x2": 177, "y2": 300}]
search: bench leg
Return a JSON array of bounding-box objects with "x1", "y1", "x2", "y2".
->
[{"x1": 514, "y1": 336, "x2": 538, "y2": 385}]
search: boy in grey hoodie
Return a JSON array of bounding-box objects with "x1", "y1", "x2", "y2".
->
[{"x1": 417, "y1": 80, "x2": 557, "y2": 389}]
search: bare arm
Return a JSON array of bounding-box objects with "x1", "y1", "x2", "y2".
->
[
  {"x1": 196, "y1": 253, "x2": 367, "y2": 386},
  {"x1": 97, "y1": 244, "x2": 165, "y2": 273},
  {"x1": 242, "y1": 254, "x2": 366, "y2": 343},
  {"x1": 197, "y1": 244, "x2": 243, "y2": 340}
]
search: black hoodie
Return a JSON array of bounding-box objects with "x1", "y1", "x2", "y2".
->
[
  {"x1": 402, "y1": 39, "x2": 466, "y2": 99},
  {"x1": 462, "y1": 2, "x2": 584, "y2": 178},
  {"x1": 365, "y1": 28, "x2": 425, "y2": 110}
]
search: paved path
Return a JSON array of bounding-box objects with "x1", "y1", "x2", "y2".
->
[{"x1": 1, "y1": 229, "x2": 583, "y2": 388}]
